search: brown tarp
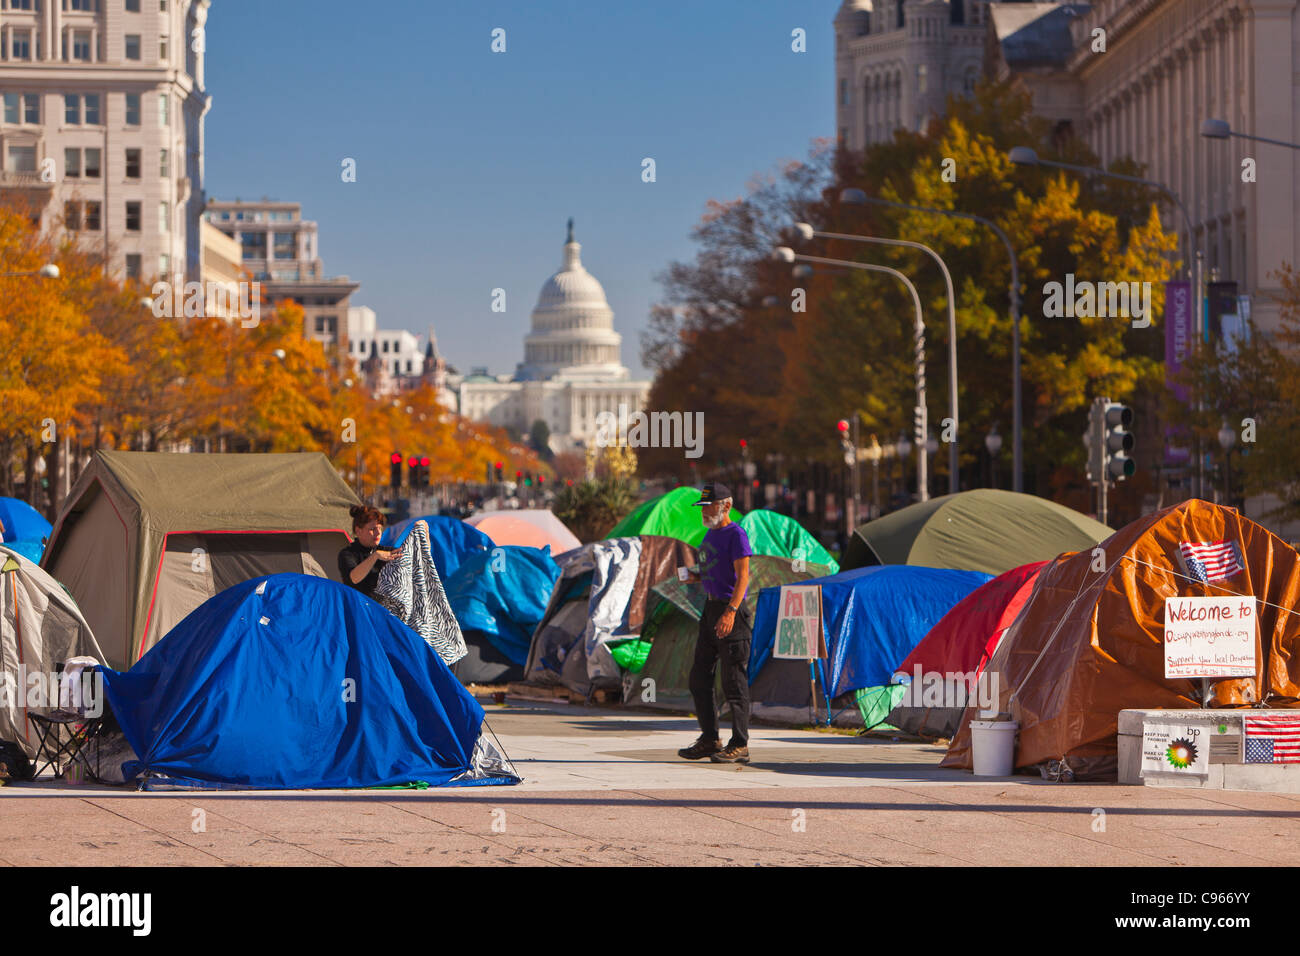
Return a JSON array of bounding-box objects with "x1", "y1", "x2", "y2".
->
[
  {"x1": 43, "y1": 451, "x2": 359, "y2": 669},
  {"x1": 942, "y1": 499, "x2": 1300, "y2": 779},
  {"x1": 628, "y1": 536, "x2": 698, "y2": 631}
]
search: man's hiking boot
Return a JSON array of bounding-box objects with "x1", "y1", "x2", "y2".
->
[
  {"x1": 677, "y1": 737, "x2": 723, "y2": 760},
  {"x1": 709, "y1": 744, "x2": 750, "y2": 764}
]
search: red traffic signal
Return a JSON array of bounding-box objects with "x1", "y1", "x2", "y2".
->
[
  {"x1": 739, "y1": 439, "x2": 747, "y2": 448},
  {"x1": 494, "y1": 461, "x2": 503, "y2": 470},
  {"x1": 407, "y1": 456, "x2": 417, "y2": 467},
  {"x1": 836, "y1": 419, "x2": 849, "y2": 433},
  {"x1": 390, "y1": 452, "x2": 402, "y2": 464},
  {"x1": 419, "y1": 456, "x2": 430, "y2": 467}
]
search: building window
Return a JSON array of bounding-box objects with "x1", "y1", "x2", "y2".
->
[
  {"x1": 125, "y1": 93, "x2": 141, "y2": 125},
  {"x1": 951, "y1": 0, "x2": 965, "y2": 24},
  {"x1": 65, "y1": 94, "x2": 81, "y2": 124},
  {"x1": 9, "y1": 0, "x2": 33, "y2": 10},
  {"x1": 69, "y1": 0, "x2": 97, "y2": 10},
  {"x1": 963, "y1": 66, "x2": 977, "y2": 96},
  {"x1": 896, "y1": 0, "x2": 905, "y2": 29},
  {"x1": 65, "y1": 148, "x2": 81, "y2": 178},
  {"x1": 126, "y1": 201, "x2": 141, "y2": 231},
  {"x1": 84, "y1": 201, "x2": 101, "y2": 231},
  {"x1": 917, "y1": 64, "x2": 927, "y2": 95},
  {"x1": 125, "y1": 253, "x2": 141, "y2": 279},
  {"x1": 73, "y1": 31, "x2": 91, "y2": 62},
  {"x1": 23, "y1": 93, "x2": 38, "y2": 124},
  {"x1": 84, "y1": 93, "x2": 100, "y2": 124},
  {"x1": 125, "y1": 35, "x2": 140, "y2": 60},
  {"x1": 12, "y1": 29, "x2": 32, "y2": 60},
  {"x1": 126, "y1": 0, "x2": 140, "y2": 11},
  {"x1": 84, "y1": 147, "x2": 100, "y2": 177},
  {"x1": 125, "y1": 148, "x2": 141, "y2": 178},
  {"x1": 6, "y1": 146, "x2": 36, "y2": 173},
  {"x1": 158, "y1": 201, "x2": 169, "y2": 233},
  {"x1": 65, "y1": 202, "x2": 82, "y2": 231},
  {"x1": 159, "y1": 35, "x2": 168, "y2": 61},
  {"x1": 158, "y1": 93, "x2": 168, "y2": 127},
  {"x1": 839, "y1": 78, "x2": 848, "y2": 107},
  {"x1": 159, "y1": 148, "x2": 169, "y2": 177},
  {"x1": 159, "y1": 253, "x2": 169, "y2": 275},
  {"x1": 240, "y1": 232, "x2": 266, "y2": 259},
  {"x1": 273, "y1": 232, "x2": 295, "y2": 259}
]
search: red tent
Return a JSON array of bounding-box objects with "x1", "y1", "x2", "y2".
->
[
  {"x1": 886, "y1": 560, "x2": 1049, "y2": 738},
  {"x1": 895, "y1": 560, "x2": 1049, "y2": 680}
]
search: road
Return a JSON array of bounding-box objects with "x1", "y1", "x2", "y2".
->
[{"x1": 2, "y1": 701, "x2": 1298, "y2": 866}]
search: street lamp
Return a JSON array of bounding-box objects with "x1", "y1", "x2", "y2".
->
[
  {"x1": 1009, "y1": 145, "x2": 1205, "y2": 497},
  {"x1": 840, "y1": 187, "x2": 1024, "y2": 494},
  {"x1": 777, "y1": 246, "x2": 930, "y2": 501},
  {"x1": 1218, "y1": 421, "x2": 1236, "y2": 507},
  {"x1": 985, "y1": 423, "x2": 1003, "y2": 488},
  {"x1": 1, "y1": 262, "x2": 59, "y2": 279},
  {"x1": 1200, "y1": 118, "x2": 1300, "y2": 151},
  {"x1": 794, "y1": 220, "x2": 959, "y2": 494}
]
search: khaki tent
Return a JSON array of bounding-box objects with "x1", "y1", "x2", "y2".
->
[
  {"x1": 1, "y1": 546, "x2": 106, "y2": 757},
  {"x1": 42, "y1": 451, "x2": 359, "y2": 669},
  {"x1": 943, "y1": 499, "x2": 1300, "y2": 779},
  {"x1": 842, "y1": 489, "x2": 1111, "y2": 576}
]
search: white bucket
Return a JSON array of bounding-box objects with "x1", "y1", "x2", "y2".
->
[{"x1": 969, "y1": 720, "x2": 1018, "y2": 776}]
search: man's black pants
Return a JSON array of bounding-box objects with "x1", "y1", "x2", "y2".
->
[{"x1": 689, "y1": 599, "x2": 752, "y2": 747}]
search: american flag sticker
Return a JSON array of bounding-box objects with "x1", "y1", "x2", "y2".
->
[
  {"x1": 1243, "y1": 715, "x2": 1300, "y2": 764},
  {"x1": 1179, "y1": 540, "x2": 1244, "y2": 583}
]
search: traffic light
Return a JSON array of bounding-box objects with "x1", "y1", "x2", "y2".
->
[
  {"x1": 420, "y1": 456, "x2": 431, "y2": 488},
  {"x1": 837, "y1": 419, "x2": 854, "y2": 466},
  {"x1": 407, "y1": 455, "x2": 419, "y2": 488},
  {"x1": 524, "y1": 470, "x2": 532, "y2": 487},
  {"x1": 1102, "y1": 403, "x2": 1135, "y2": 480},
  {"x1": 494, "y1": 461, "x2": 503, "y2": 482},
  {"x1": 390, "y1": 451, "x2": 402, "y2": 490}
]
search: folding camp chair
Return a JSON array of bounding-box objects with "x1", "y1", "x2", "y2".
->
[{"x1": 26, "y1": 709, "x2": 105, "y2": 782}]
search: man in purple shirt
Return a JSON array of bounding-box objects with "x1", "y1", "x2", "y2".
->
[{"x1": 678, "y1": 482, "x2": 754, "y2": 764}]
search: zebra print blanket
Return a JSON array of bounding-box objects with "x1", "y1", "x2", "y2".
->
[{"x1": 376, "y1": 520, "x2": 467, "y2": 666}]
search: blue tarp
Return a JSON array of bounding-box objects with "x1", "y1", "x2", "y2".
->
[
  {"x1": 99, "y1": 573, "x2": 519, "y2": 789},
  {"x1": 382, "y1": 514, "x2": 493, "y2": 582},
  {"x1": 0, "y1": 497, "x2": 51, "y2": 561},
  {"x1": 446, "y1": 545, "x2": 560, "y2": 666},
  {"x1": 750, "y1": 565, "x2": 993, "y2": 698}
]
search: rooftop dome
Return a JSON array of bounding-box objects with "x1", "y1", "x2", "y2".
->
[
  {"x1": 533, "y1": 219, "x2": 613, "y2": 314},
  {"x1": 517, "y1": 220, "x2": 627, "y2": 382}
]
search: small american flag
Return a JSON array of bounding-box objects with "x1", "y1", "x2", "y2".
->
[
  {"x1": 1244, "y1": 715, "x2": 1300, "y2": 764},
  {"x1": 1179, "y1": 540, "x2": 1243, "y2": 583}
]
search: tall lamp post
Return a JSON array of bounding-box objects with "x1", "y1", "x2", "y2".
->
[
  {"x1": 1218, "y1": 421, "x2": 1236, "y2": 509},
  {"x1": 839, "y1": 188, "x2": 1024, "y2": 494},
  {"x1": 777, "y1": 247, "x2": 930, "y2": 502},
  {"x1": 1008, "y1": 146, "x2": 1204, "y2": 497},
  {"x1": 794, "y1": 221, "x2": 959, "y2": 494},
  {"x1": 0, "y1": 263, "x2": 59, "y2": 279},
  {"x1": 985, "y1": 423, "x2": 1003, "y2": 489},
  {"x1": 1201, "y1": 119, "x2": 1300, "y2": 151}
]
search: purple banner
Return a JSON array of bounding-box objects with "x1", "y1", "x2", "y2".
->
[{"x1": 1165, "y1": 280, "x2": 1192, "y2": 463}]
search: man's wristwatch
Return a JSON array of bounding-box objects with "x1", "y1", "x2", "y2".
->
[{"x1": 725, "y1": 604, "x2": 739, "y2": 614}]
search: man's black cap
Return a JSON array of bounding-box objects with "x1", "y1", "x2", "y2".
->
[{"x1": 693, "y1": 482, "x2": 732, "y2": 506}]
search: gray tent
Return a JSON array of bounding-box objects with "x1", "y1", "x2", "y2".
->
[
  {"x1": 42, "y1": 450, "x2": 359, "y2": 669},
  {"x1": 0, "y1": 546, "x2": 106, "y2": 758}
]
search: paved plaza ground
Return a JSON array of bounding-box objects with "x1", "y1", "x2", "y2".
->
[{"x1": 2, "y1": 700, "x2": 1299, "y2": 866}]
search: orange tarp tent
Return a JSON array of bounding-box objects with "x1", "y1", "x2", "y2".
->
[{"x1": 943, "y1": 499, "x2": 1300, "y2": 779}]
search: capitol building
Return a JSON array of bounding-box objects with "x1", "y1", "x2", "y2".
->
[{"x1": 454, "y1": 221, "x2": 651, "y2": 453}]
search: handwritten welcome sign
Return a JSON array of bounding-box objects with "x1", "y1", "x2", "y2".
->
[
  {"x1": 1163, "y1": 596, "x2": 1257, "y2": 679},
  {"x1": 773, "y1": 585, "x2": 822, "y2": 661}
]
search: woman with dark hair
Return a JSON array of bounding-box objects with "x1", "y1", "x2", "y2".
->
[{"x1": 338, "y1": 505, "x2": 401, "y2": 601}]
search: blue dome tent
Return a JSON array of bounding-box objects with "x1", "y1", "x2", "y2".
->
[
  {"x1": 750, "y1": 565, "x2": 992, "y2": 727},
  {"x1": 446, "y1": 545, "x2": 561, "y2": 684},
  {"x1": 98, "y1": 573, "x2": 520, "y2": 790},
  {"x1": 0, "y1": 496, "x2": 51, "y2": 563},
  {"x1": 382, "y1": 513, "x2": 493, "y2": 583}
]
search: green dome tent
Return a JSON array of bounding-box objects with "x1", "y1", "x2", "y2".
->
[
  {"x1": 841, "y1": 489, "x2": 1111, "y2": 576},
  {"x1": 605, "y1": 486, "x2": 741, "y2": 548},
  {"x1": 738, "y1": 510, "x2": 839, "y2": 574}
]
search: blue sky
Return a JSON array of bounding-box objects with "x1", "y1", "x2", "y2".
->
[{"x1": 204, "y1": 1, "x2": 837, "y2": 379}]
